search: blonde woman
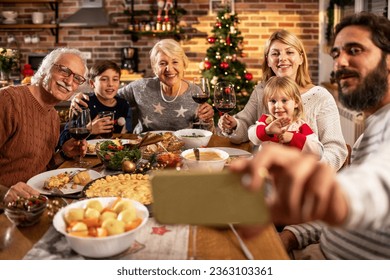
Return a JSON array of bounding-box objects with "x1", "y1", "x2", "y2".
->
[
  {"x1": 248, "y1": 76, "x2": 323, "y2": 158},
  {"x1": 219, "y1": 30, "x2": 347, "y2": 170},
  {"x1": 72, "y1": 39, "x2": 214, "y2": 133}
]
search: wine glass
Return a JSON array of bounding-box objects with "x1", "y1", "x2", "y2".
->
[
  {"x1": 213, "y1": 81, "x2": 236, "y2": 136},
  {"x1": 191, "y1": 77, "x2": 211, "y2": 130},
  {"x1": 68, "y1": 107, "x2": 92, "y2": 167}
]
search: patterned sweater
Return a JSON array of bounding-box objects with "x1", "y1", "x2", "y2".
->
[
  {"x1": 248, "y1": 114, "x2": 323, "y2": 158},
  {"x1": 118, "y1": 77, "x2": 199, "y2": 133},
  {"x1": 227, "y1": 83, "x2": 347, "y2": 170},
  {"x1": 0, "y1": 86, "x2": 59, "y2": 187},
  {"x1": 285, "y1": 103, "x2": 390, "y2": 259}
]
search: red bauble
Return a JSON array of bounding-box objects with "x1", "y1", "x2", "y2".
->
[
  {"x1": 226, "y1": 37, "x2": 231, "y2": 45},
  {"x1": 224, "y1": 87, "x2": 231, "y2": 94},
  {"x1": 215, "y1": 22, "x2": 222, "y2": 27},
  {"x1": 219, "y1": 62, "x2": 229, "y2": 69},
  {"x1": 207, "y1": 36, "x2": 216, "y2": 44},
  {"x1": 244, "y1": 73, "x2": 253, "y2": 81},
  {"x1": 204, "y1": 61, "x2": 212, "y2": 70}
]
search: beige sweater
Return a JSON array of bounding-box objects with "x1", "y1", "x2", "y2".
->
[
  {"x1": 0, "y1": 85, "x2": 60, "y2": 187},
  {"x1": 227, "y1": 83, "x2": 348, "y2": 170}
]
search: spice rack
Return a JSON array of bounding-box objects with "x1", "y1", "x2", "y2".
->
[{"x1": 123, "y1": 0, "x2": 186, "y2": 41}]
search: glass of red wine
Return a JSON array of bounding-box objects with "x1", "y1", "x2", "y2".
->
[
  {"x1": 68, "y1": 107, "x2": 92, "y2": 167},
  {"x1": 191, "y1": 77, "x2": 210, "y2": 130},
  {"x1": 213, "y1": 81, "x2": 236, "y2": 136}
]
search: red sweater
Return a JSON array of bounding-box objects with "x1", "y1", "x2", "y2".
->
[
  {"x1": 256, "y1": 114, "x2": 314, "y2": 150},
  {"x1": 0, "y1": 86, "x2": 60, "y2": 187}
]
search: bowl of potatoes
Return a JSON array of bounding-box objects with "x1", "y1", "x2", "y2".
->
[{"x1": 53, "y1": 197, "x2": 149, "y2": 258}]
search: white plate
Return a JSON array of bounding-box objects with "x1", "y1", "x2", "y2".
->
[
  {"x1": 3, "y1": 19, "x2": 17, "y2": 24},
  {"x1": 27, "y1": 168, "x2": 102, "y2": 195},
  {"x1": 212, "y1": 147, "x2": 253, "y2": 165}
]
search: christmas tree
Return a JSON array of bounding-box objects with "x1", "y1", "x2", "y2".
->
[{"x1": 199, "y1": 6, "x2": 255, "y2": 115}]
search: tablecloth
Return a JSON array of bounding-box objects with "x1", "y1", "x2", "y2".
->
[{"x1": 23, "y1": 218, "x2": 189, "y2": 260}]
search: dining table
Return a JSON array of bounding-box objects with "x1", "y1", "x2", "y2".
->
[{"x1": 0, "y1": 133, "x2": 289, "y2": 260}]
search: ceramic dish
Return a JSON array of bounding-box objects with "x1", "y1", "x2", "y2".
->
[
  {"x1": 27, "y1": 168, "x2": 102, "y2": 195},
  {"x1": 212, "y1": 147, "x2": 253, "y2": 166}
]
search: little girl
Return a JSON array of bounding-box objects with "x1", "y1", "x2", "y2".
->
[{"x1": 248, "y1": 76, "x2": 323, "y2": 158}]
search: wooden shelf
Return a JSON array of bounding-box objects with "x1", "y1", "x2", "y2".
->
[{"x1": 0, "y1": 0, "x2": 60, "y2": 43}]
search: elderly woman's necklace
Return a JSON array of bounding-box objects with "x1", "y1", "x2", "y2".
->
[{"x1": 160, "y1": 81, "x2": 182, "y2": 103}]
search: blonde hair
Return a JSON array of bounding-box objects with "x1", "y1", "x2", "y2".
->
[
  {"x1": 263, "y1": 76, "x2": 304, "y2": 121},
  {"x1": 262, "y1": 30, "x2": 312, "y2": 87},
  {"x1": 149, "y1": 39, "x2": 189, "y2": 76}
]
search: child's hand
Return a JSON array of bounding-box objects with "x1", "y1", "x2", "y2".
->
[
  {"x1": 266, "y1": 117, "x2": 290, "y2": 135},
  {"x1": 91, "y1": 115, "x2": 114, "y2": 135},
  {"x1": 278, "y1": 131, "x2": 293, "y2": 144}
]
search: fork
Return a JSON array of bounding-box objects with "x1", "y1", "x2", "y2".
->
[{"x1": 229, "y1": 223, "x2": 254, "y2": 260}]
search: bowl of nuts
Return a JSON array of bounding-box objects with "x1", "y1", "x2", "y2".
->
[{"x1": 5, "y1": 195, "x2": 48, "y2": 227}]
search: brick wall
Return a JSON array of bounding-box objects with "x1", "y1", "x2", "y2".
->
[{"x1": 0, "y1": 0, "x2": 321, "y2": 84}]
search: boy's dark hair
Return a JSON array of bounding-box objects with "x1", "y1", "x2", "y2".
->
[
  {"x1": 89, "y1": 60, "x2": 121, "y2": 80},
  {"x1": 334, "y1": 12, "x2": 390, "y2": 54}
]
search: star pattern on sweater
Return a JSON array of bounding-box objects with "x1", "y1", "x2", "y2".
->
[
  {"x1": 153, "y1": 102, "x2": 165, "y2": 115},
  {"x1": 175, "y1": 106, "x2": 188, "y2": 118},
  {"x1": 143, "y1": 116, "x2": 153, "y2": 127}
]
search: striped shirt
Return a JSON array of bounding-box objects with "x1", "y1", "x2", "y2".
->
[{"x1": 285, "y1": 103, "x2": 390, "y2": 259}]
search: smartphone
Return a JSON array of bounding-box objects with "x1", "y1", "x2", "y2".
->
[{"x1": 150, "y1": 170, "x2": 269, "y2": 226}]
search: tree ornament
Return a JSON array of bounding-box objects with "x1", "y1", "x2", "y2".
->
[
  {"x1": 215, "y1": 52, "x2": 221, "y2": 59},
  {"x1": 207, "y1": 36, "x2": 216, "y2": 44},
  {"x1": 215, "y1": 21, "x2": 222, "y2": 28},
  {"x1": 244, "y1": 72, "x2": 253, "y2": 81},
  {"x1": 199, "y1": 61, "x2": 205, "y2": 70},
  {"x1": 226, "y1": 36, "x2": 231, "y2": 45},
  {"x1": 219, "y1": 61, "x2": 229, "y2": 69},
  {"x1": 211, "y1": 76, "x2": 218, "y2": 85},
  {"x1": 204, "y1": 61, "x2": 212, "y2": 70},
  {"x1": 232, "y1": 54, "x2": 237, "y2": 61},
  {"x1": 224, "y1": 13, "x2": 231, "y2": 19}
]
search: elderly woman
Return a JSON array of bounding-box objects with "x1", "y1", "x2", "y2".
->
[
  {"x1": 0, "y1": 48, "x2": 89, "y2": 204},
  {"x1": 72, "y1": 39, "x2": 215, "y2": 133},
  {"x1": 219, "y1": 30, "x2": 347, "y2": 170}
]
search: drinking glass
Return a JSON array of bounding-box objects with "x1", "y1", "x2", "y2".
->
[
  {"x1": 98, "y1": 111, "x2": 115, "y2": 138},
  {"x1": 191, "y1": 77, "x2": 210, "y2": 130},
  {"x1": 68, "y1": 107, "x2": 92, "y2": 167},
  {"x1": 213, "y1": 81, "x2": 236, "y2": 136}
]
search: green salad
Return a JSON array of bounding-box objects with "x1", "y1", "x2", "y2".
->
[{"x1": 97, "y1": 140, "x2": 141, "y2": 170}]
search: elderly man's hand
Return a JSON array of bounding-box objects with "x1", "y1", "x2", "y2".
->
[{"x1": 4, "y1": 182, "x2": 40, "y2": 205}]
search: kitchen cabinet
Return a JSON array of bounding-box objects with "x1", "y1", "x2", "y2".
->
[
  {"x1": 0, "y1": 0, "x2": 60, "y2": 43},
  {"x1": 123, "y1": 0, "x2": 186, "y2": 41}
]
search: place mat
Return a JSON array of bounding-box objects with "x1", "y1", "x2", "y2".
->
[{"x1": 23, "y1": 218, "x2": 189, "y2": 260}]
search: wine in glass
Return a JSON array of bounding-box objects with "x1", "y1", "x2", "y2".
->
[
  {"x1": 68, "y1": 107, "x2": 92, "y2": 167},
  {"x1": 213, "y1": 81, "x2": 236, "y2": 136},
  {"x1": 191, "y1": 77, "x2": 211, "y2": 130}
]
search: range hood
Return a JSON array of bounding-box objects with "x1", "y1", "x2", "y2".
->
[{"x1": 60, "y1": 0, "x2": 113, "y2": 27}]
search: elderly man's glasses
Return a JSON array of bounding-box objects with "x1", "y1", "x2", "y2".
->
[{"x1": 53, "y1": 64, "x2": 86, "y2": 85}]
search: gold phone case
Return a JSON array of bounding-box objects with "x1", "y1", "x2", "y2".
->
[{"x1": 150, "y1": 170, "x2": 269, "y2": 225}]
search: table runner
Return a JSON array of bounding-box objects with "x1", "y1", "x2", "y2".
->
[{"x1": 23, "y1": 218, "x2": 189, "y2": 260}]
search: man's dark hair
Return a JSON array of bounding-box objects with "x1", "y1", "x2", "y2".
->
[{"x1": 334, "y1": 12, "x2": 390, "y2": 54}]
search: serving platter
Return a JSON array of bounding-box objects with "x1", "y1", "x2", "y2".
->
[{"x1": 27, "y1": 168, "x2": 102, "y2": 195}]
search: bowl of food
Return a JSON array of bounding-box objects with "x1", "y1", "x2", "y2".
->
[
  {"x1": 2, "y1": 11, "x2": 18, "y2": 20},
  {"x1": 52, "y1": 197, "x2": 149, "y2": 258},
  {"x1": 181, "y1": 147, "x2": 229, "y2": 172},
  {"x1": 95, "y1": 140, "x2": 141, "y2": 171},
  {"x1": 173, "y1": 128, "x2": 213, "y2": 149},
  {"x1": 5, "y1": 195, "x2": 48, "y2": 227}
]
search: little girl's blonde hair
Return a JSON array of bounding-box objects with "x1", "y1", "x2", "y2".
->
[{"x1": 262, "y1": 76, "x2": 304, "y2": 121}]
